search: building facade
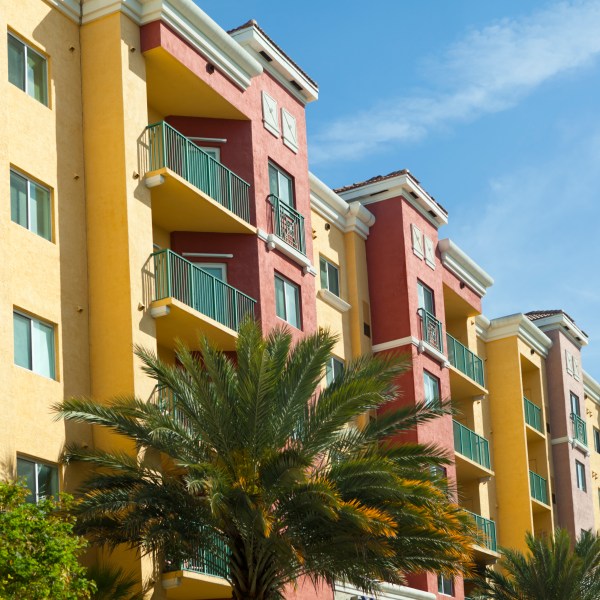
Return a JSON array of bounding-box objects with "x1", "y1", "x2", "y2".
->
[{"x1": 2, "y1": 1, "x2": 599, "y2": 600}]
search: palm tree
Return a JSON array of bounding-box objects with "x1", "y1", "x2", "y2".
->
[
  {"x1": 86, "y1": 563, "x2": 145, "y2": 600},
  {"x1": 56, "y1": 321, "x2": 474, "y2": 600},
  {"x1": 471, "y1": 528, "x2": 600, "y2": 600}
]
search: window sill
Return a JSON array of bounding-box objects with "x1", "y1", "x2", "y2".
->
[
  {"x1": 317, "y1": 289, "x2": 351, "y2": 313},
  {"x1": 258, "y1": 229, "x2": 317, "y2": 276}
]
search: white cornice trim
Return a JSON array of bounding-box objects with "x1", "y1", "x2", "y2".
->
[
  {"x1": 230, "y1": 25, "x2": 318, "y2": 103},
  {"x1": 372, "y1": 336, "x2": 417, "y2": 353},
  {"x1": 481, "y1": 313, "x2": 552, "y2": 357},
  {"x1": 47, "y1": 0, "x2": 81, "y2": 22},
  {"x1": 530, "y1": 313, "x2": 589, "y2": 348},
  {"x1": 335, "y1": 581, "x2": 435, "y2": 600},
  {"x1": 317, "y1": 289, "x2": 351, "y2": 313},
  {"x1": 257, "y1": 229, "x2": 317, "y2": 276},
  {"x1": 438, "y1": 238, "x2": 494, "y2": 297},
  {"x1": 80, "y1": 0, "x2": 263, "y2": 90},
  {"x1": 309, "y1": 172, "x2": 375, "y2": 239},
  {"x1": 584, "y1": 371, "x2": 600, "y2": 404},
  {"x1": 337, "y1": 172, "x2": 448, "y2": 228}
]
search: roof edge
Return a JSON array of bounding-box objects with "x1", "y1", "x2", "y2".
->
[{"x1": 438, "y1": 238, "x2": 494, "y2": 297}]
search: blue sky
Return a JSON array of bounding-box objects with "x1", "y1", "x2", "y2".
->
[{"x1": 197, "y1": 0, "x2": 600, "y2": 379}]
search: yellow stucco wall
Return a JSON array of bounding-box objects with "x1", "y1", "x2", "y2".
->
[
  {"x1": 586, "y1": 395, "x2": 600, "y2": 532},
  {"x1": 0, "y1": 0, "x2": 93, "y2": 484}
]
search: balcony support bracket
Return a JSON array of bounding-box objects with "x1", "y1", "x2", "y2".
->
[{"x1": 258, "y1": 229, "x2": 317, "y2": 276}]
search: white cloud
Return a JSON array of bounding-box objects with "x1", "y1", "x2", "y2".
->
[{"x1": 311, "y1": 0, "x2": 600, "y2": 163}]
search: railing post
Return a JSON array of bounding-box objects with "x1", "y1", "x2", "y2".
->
[
  {"x1": 166, "y1": 250, "x2": 172, "y2": 299},
  {"x1": 161, "y1": 123, "x2": 167, "y2": 170},
  {"x1": 226, "y1": 170, "x2": 232, "y2": 211}
]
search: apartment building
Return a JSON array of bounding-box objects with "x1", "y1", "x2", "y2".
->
[{"x1": 2, "y1": 2, "x2": 599, "y2": 600}]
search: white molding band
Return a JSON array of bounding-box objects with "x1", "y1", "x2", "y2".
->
[
  {"x1": 317, "y1": 289, "x2": 351, "y2": 313},
  {"x1": 78, "y1": 0, "x2": 263, "y2": 90},
  {"x1": 335, "y1": 582, "x2": 435, "y2": 600},
  {"x1": 230, "y1": 23, "x2": 318, "y2": 104},
  {"x1": 551, "y1": 436, "x2": 591, "y2": 457},
  {"x1": 438, "y1": 238, "x2": 494, "y2": 297},
  {"x1": 477, "y1": 313, "x2": 552, "y2": 357},
  {"x1": 584, "y1": 371, "x2": 600, "y2": 404},
  {"x1": 257, "y1": 229, "x2": 317, "y2": 276},
  {"x1": 530, "y1": 312, "x2": 589, "y2": 348},
  {"x1": 372, "y1": 336, "x2": 450, "y2": 368},
  {"x1": 309, "y1": 172, "x2": 375, "y2": 240},
  {"x1": 337, "y1": 171, "x2": 448, "y2": 228}
]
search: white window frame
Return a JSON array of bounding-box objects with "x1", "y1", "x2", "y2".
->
[
  {"x1": 10, "y1": 168, "x2": 52, "y2": 241},
  {"x1": 198, "y1": 146, "x2": 221, "y2": 162},
  {"x1": 195, "y1": 262, "x2": 227, "y2": 282},
  {"x1": 16, "y1": 456, "x2": 59, "y2": 503},
  {"x1": 417, "y1": 280, "x2": 435, "y2": 315},
  {"x1": 7, "y1": 32, "x2": 48, "y2": 106},
  {"x1": 268, "y1": 161, "x2": 294, "y2": 207},
  {"x1": 274, "y1": 274, "x2": 301, "y2": 330},
  {"x1": 325, "y1": 356, "x2": 344, "y2": 386},
  {"x1": 438, "y1": 574, "x2": 454, "y2": 596},
  {"x1": 576, "y1": 460, "x2": 587, "y2": 492},
  {"x1": 319, "y1": 256, "x2": 340, "y2": 297},
  {"x1": 13, "y1": 310, "x2": 56, "y2": 379},
  {"x1": 423, "y1": 370, "x2": 440, "y2": 406}
]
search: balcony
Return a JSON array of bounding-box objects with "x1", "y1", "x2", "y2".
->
[
  {"x1": 268, "y1": 194, "x2": 306, "y2": 255},
  {"x1": 149, "y1": 249, "x2": 256, "y2": 351},
  {"x1": 163, "y1": 534, "x2": 230, "y2": 599},
  {"x1": 465, "y1": 510, "x2": 497, "y2": 554},
  {"x1": 524, "y1": 396, "x2": 543, "y2": 434},
  {"x1": 417, "y1": 308, "x2": 443, "y2": 353},
  {"x1": 142, "y1": 121, "x2": 255, "y2": 234},
  {"x1": 529, "y1": 470, "x2": 549, "y2": 506},
  {"x1": 454, "y1": 420, "x2": 493, "y2": 481},
  {"x1": 446, "y1": 333, "x2": 485, "y2": 387},
  {"x1": 571, "y1": 413, "x2": 588, "y2": 446}
]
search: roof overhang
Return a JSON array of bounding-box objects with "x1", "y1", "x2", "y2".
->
[
  {"x1": 309, "y1": 172, "x2": 375, "y2": 239},
  {"x1": 530, "y1": 313, "x2": 589, "y2": 348},
  {"x1": 438, "y1": 238, "x2": 494, "y2": 297},
  {"x1": 230, "y1": 23, "x2": 318, "y2": 103},
  {"x1": 337, "y1": 172, "x2": 448, "y2": 228},
  {"x1": 477, "y1": 313, "x2": 553, "y2": 357},
  {"x1": 76, "y1": 0, "x2": 263, "y2": 90}
]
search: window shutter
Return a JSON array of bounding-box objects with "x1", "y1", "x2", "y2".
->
[
  {"x1": 573, "y1": 357, "x2": 580, "y2": 381},
  {"x1": 261, "y1": 92, "x2": 279, "y2": 137},
  {"x1": 424, "y1": 235, "x2": 436, "y2": 269},
  {"x1": 411, "y1": 224, "x2": 423, "y2": 258},
  {"x1": 281, "y1": 108, "x2": 298, "y2": 152},
  {"x1": 566, "y1": 350, "x2": 574, "y2": 375}
]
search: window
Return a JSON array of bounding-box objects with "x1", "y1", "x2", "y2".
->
[
  {"x1": 13, "y1": 311, "x2": 55, "y2": 379},
  {"x1": 325, "y1": 357, "x2": 344, "y2": 386},
  {"x1": 438, "y1": 574, "x2": 454, "y2": 596},
  {"x1": 594, "y1": 428, "x2": 600, "y2": 454},
  {"x1": 198, "y1": 147, "x2": 220, "y2": 162},
  {"x1": 196, "y1": 263, "x2": 226, "y2": 281},
  {"x1": 423, "y1": 371, "x2": 440, "y2": 406},
  {"x1": 268, "y1": 162, "x2": 294, "y2": 206},
  {"x1": 17, "y1": 457, "x2": 58, "y2": 503},
  {"x1": 8, "y1": 33, "x2": 48, "y2": 105},
  {"x1": 570, "y1": 392, "x2": 580, "y2": 417},
  {"x1": 417, "y1": 280, "x2": 435, "y2": 315},
  {"x1": 319, "y1": 257, "x2": 340, "y2": 297},
  {"x1": 274, "y1": 274, "x2": 301, "y2": 329},
  {"x1": 576, "y1": 460, "x2": 587, "y2": 492},
  {"x1": 10, "y1": 170, "x2": 52, "y2": 240}
]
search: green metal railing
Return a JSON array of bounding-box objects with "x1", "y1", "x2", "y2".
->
[
  {"x1": 143, "y1": 121, "x2": 251, "y2": 223},
  {"x1": 165, "y1": 531, "x2": 229, "y2": 579},
  {"x1": 529, "y1": 470, "x2": 549, "y2": 505},
  {"x1": 453, "y1": 420, "x2": 491, "y2": 470},
  {"x1": 524, "y1": 396, "x2": 543, "y2": 432},
  {"x1": 417, "y1": 308, "x2": 443, "y2": 352},
  {"x1": 571, "y1": 413, "x2": 588, "y2": 446},
  {"x1": 152, "y1": 249, "x2": 256, "y2": 332},
  {"x1": 268, "y1": 194, "x2": 306, "y2": 255},
  {"x1": 150, "y1": 386, "x2": 191, "y2": 431},
  {"x1": 446, "y1": 333, "x2": 485, "y2": 386},
  {"x1": 465, "y1": 510, "x2": 497, "y2": 552}
]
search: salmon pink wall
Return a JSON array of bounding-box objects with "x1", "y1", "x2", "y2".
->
[{"x1": 146, "y1": 21, "x2": 317, "y2": 340}]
